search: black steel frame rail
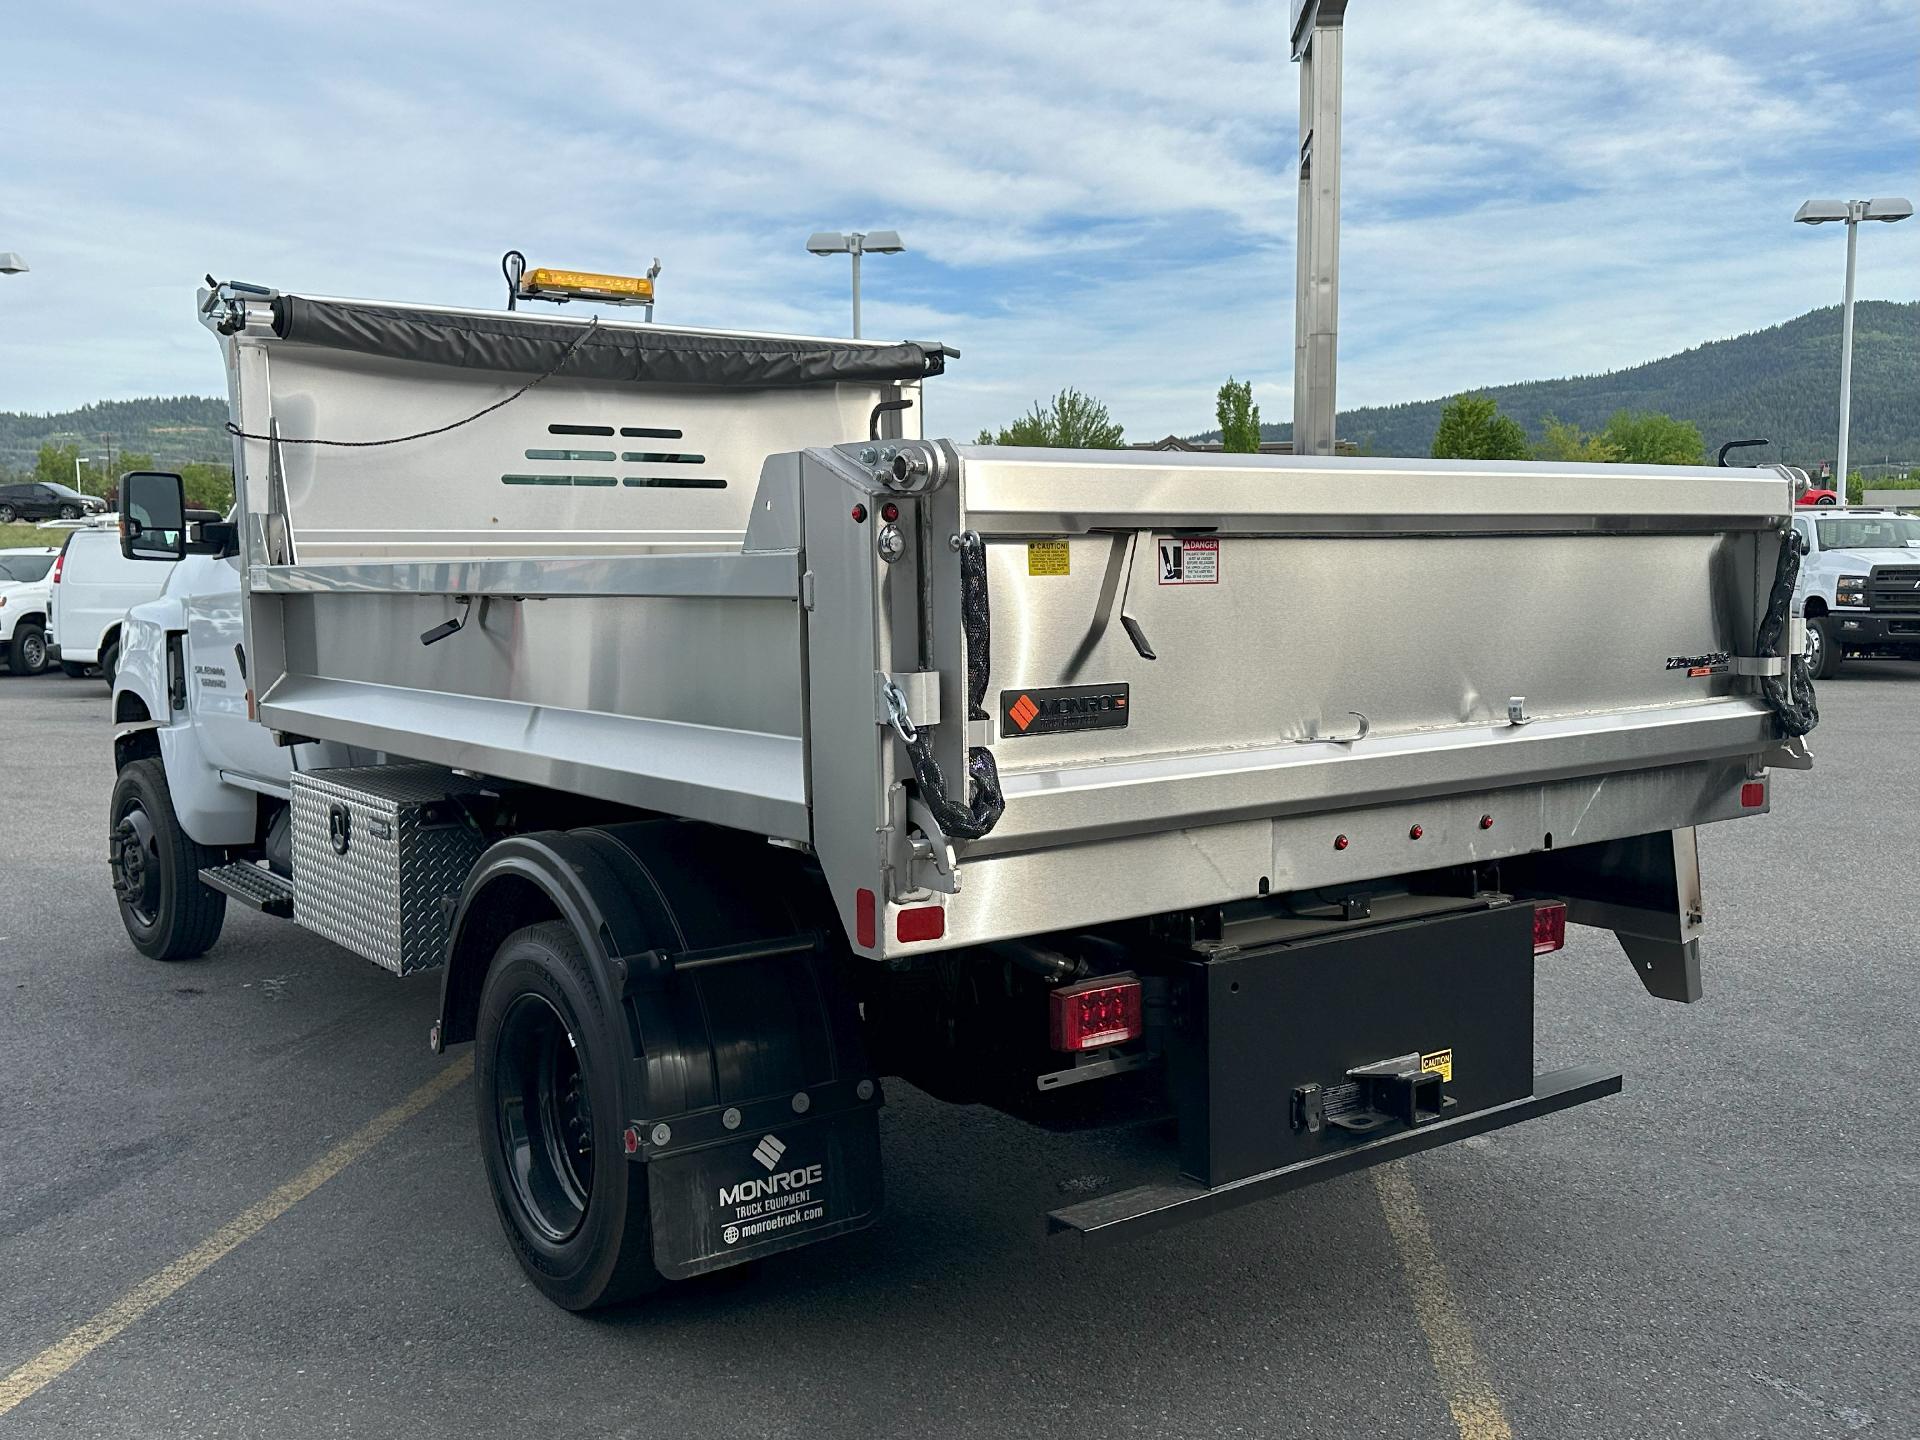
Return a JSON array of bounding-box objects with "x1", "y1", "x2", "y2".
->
[{"x1": 1047, "y1": 1063, "x2": 1622, "y2": 1242}]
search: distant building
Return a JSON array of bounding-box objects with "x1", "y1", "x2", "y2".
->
[{"x1": 1133, "y1": 435, "x2": 1360, "y2": 456}]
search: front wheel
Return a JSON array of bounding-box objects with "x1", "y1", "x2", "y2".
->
[
  {"x1": 9, "y1": 623, "x2": 48, "y2": 675},
  {"x1": 58, "y1": 504, "x2": 81, "y2": 520},
  {"x1": 1807, "y1": 617, "x2": 1842, "y2": 680},
  {"x1": 475, "y1": 922, "x2": 665, "y2": 1310},
  {"x1": 109, "y1": 757, "x2": 227, "y2": 960}
]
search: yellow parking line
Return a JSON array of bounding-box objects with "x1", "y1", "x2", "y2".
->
[
  {"x1": 1372, "y1": 1162, "x2": 1514, "y2": 1440},
  {"x1": 0, "y1": 1054, "x2": 472, "y2": 1421}
]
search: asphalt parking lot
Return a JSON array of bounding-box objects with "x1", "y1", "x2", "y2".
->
[{"x1": 1, "y1": 666, "x2": 1914, "y2": 1439}]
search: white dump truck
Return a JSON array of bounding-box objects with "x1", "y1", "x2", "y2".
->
[{"x1": 106, "y1": 280, "x2": 1816, "y2": 1309}]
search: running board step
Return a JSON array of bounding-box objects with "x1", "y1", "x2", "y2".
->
[
  {"x1": 199, "y1": 861, "x2": 295, "y2": 918},
  {"x1": 1046, "y1": 1063, "x2": 1622, "y2": 1243}
]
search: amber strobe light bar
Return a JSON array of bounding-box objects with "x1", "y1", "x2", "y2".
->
[{"x1": 502, "y1": 251, "x2": 661, "y2": 318}]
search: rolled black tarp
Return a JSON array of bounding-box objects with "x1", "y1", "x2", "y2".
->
[{"x1": 270, "y1": 295, "x2": 947, "y2": 389}]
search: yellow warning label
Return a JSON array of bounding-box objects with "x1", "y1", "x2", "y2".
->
[
  {"x1": 1027, "y1": 539, "x2": 1070, "y2": 576},
  {"x1": 1421, "y1": 1048, "x2": 1453, "y2": 1082}
]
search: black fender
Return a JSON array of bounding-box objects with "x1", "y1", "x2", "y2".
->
[{"x1": 439, "y1": 819, "x2": 883, "y2": 1278}]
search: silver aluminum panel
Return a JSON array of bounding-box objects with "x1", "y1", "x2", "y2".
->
[{"x1": 291, "y1": 764, "x2": 490, "y2": 974}]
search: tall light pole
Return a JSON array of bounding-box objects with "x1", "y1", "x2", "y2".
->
[
  {"x1": 1795, "y1": 197, "x2": 1913, "y2": 490},
  {"x1": 805, "y1": 230, "x2": 905, "y2": 338},
  {"x1": 1291, "y1": 0, "x2": 1348, "y2": 457}
]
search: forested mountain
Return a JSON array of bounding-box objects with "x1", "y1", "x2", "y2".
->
[
  {"x1": 1218, "y1": 302, "x2": 1920, "y2": 467},
  {"x1": 0, "y1": 396, "x2": 231, "y2": 473}
]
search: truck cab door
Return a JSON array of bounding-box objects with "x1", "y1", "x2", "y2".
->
[{"x1": 179, "y1": 553, "x2": 290, "y2": 787}]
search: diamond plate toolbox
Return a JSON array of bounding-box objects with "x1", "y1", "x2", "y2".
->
[{"x1": 290, "y1": 764, "x2": 490, "y2": 975}]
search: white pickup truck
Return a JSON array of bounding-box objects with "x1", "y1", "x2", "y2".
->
[
  {"x1": 0, "y1": 547, "x2": 59, "y2": 675},
  {"x1": 1792, "y1": 508, "x2": 1920, "y2": 677}
]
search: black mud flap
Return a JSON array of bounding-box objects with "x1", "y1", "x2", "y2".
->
[
  {"x1": 611, "y1": 908, "x2": 885, "y2": 1280},
  {"x1": 646, "y1": 1099, "x2": 883, "y2": 1279}
]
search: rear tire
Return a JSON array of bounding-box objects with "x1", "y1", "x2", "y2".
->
[
  {"x1": 61, "y1": 661, "x2": 89, "y2": 679},
  {"x1": 101, "y1": 638, "x2": 120, "y2": 689},
  {"x1": 475, "y1": 921, "x2": 665, "y2": 1311},
  {"x1": 109, "y1": 757, "x2": 227, "y2": 960},
  {"x1": 1808, "y1": 617, "x2": 1842, "y2": 680},
  {"x1": 0, "y1": 503, "x2": 15, "y2": 523},
  {"x1": 9, "y1": 623, "x2": 48, "y2": 675}
]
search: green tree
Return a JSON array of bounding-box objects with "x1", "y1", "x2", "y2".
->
[
  {"x1": 977, "y1": 388, "x2": 1125, "y2": 448},
  {"x1": 1215, "y1": 377, "x2": 1262, "y2": 454},
  {"x1": 1598, "y1": 410, "x2": 1705, "y2": 465},
  {"x1": 1532, "y1": 416, "x2": 1622, "y2": 463},
  {"x1": 181, "y1": 462, "x2": 236, "y2": 512},
  {"x1": 1430, "y1": 394, "x2": 1529, "y2": 460},
  {"x1": 34, "y1": 442, "x2": 80, "y2": 490}
]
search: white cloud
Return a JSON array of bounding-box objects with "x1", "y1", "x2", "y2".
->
[{"x1": 0, "y1": 0, "x2": 1912, "y2": 445}]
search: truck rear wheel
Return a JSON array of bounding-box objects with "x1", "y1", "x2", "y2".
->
[
  {"x1": 109, "y1": 757, "x2": 227, "y2": 960},
  {"x1": 475, "y1": 921, "x2": 665, "y2": 1311}
]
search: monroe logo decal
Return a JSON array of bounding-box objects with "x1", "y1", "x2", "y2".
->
[{"x1": 1000, "y1": 684, "x2": 1130, "y2": 737}]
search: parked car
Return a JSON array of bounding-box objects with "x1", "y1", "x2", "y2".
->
[
  {"x1": 0, "y1": 546, "x2": 59, "y2": 675},
  {"x1": 49, "y1": 525, "x2": 178, "y2": 683},
  {"x1": 0, "y1": 481, "x2": 110, "y2": 523},
  {"x1": 1793, "y1": 507, "x2": 1920, "y2": 677}
]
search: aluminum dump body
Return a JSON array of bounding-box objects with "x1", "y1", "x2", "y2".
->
[{"x1": 206, "y1": 288, "x2": 1804, "y2": 964}]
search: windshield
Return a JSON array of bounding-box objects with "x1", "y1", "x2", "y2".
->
[
  {"x1": 45, "y1": 482, "x2": 87, "y2": 500},
  {"x1": 1817, "y1": 516, "x2": 1920, "y2": 551},
  {"x1": 0, "y1": 554, "x2": 54, "y2": 583}
]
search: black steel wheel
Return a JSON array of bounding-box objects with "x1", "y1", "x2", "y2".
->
[
  {"x1": 108, "y1": 757, "x2": 226, "y2": 960},
  {"x1": 9, "y1": 622, "x2": 48, "y2": 675},
  {"x1": 475, "y1": 922, "x2": 664, "y2": 1310}
]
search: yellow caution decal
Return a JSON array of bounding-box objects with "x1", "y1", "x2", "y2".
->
[
  {"x1": 1027, "y1": 539, "x2": 1070, "y2": 576},
  {"x1": 1421, "y1": 1048, "x2": 1453, "y2": 1082}
]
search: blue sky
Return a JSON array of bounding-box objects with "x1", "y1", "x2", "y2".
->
[{"x1": 0, "y1": 0, "x2": 1914, "y2": 441}]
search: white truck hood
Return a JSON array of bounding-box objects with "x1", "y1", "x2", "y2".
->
[{"x1": 1825, "y1": 547, "x2": 1920, "y2": 568}]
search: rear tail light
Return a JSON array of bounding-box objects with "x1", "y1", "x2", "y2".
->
[
  {"x1": 1048, "y1": 974, "x2": 1143, "y2": 1053},
  {"x1": 1532, "y1": 902, "x2": 1567, "y2": 955},
  {"x1": 49, "y1": 550, "x2": 64, "y2": 584}
]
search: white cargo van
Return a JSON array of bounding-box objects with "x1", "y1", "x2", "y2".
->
[{"x1": 50, "y1": 525, "x2": 176, "y2": 682}]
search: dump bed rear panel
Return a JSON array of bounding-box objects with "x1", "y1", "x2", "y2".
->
[{"x1": 797, "y1": 444, "x2": 1798, "y2": 958}]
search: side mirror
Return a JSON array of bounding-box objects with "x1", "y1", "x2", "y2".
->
[{"x1": 121, "y1": 471, "x2": 187, "y2": 561}]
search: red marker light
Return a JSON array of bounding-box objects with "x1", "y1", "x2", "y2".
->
[
  {"x1": 1532, "y1": 902, "x2": 1567, "y2": 955},
  {"x1": 851, "y1": 504, "x2": 868, "y2": 523},
  {"x1": 1048, "y1": 975, "x2": 1144, "y2": 1053},
  {"x1": 1408, "y1": 824, "x2": 1424, "y2": 840},
  {"x1": 896, "y1": 904, "x2": 945, "y2": 942},
  {"x1": 1740, "y1": 782, "x2": 1765, "y2": 808},
  {"x1": 1333, "y1": 834, "x2": 1349, "y2": 850},
  {"x1": 1479, "y1": 814, "x2": 1494, "y2": 830},
  {"x1": 855, "y1": 888, "x2": 876, "y2": 948},
  {"x1": 880, "y1": 501, "x2": 900, "y2": 523}
]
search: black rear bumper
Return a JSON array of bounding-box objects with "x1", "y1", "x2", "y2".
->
[{"x1": 1048, "y1": 1062, "x2": 1620, "y2": 1240}]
